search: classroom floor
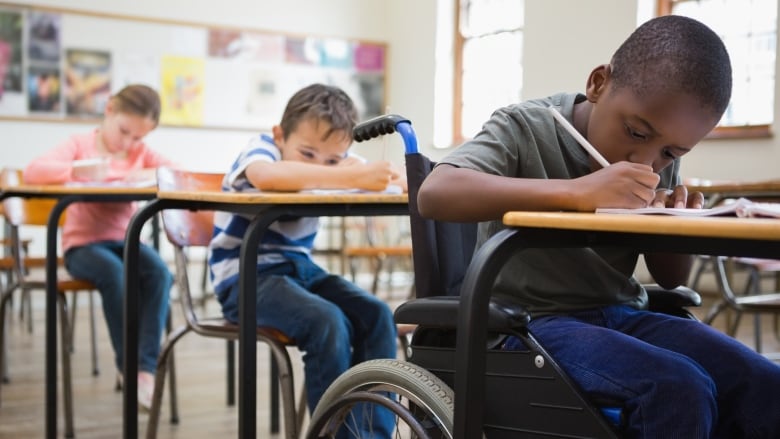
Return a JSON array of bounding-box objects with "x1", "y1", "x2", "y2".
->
[{"x1": 0, "y1": 261, "x2": 777, "y2": 439}]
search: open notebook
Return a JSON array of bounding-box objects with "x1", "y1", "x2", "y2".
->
[{"x1": 596, "y1": 197, "x2": 780, "y2": 218}]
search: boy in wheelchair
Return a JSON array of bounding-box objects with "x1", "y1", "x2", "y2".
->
[{"x1": 416, "y1": 15, "x2": 780, "y2": 438}]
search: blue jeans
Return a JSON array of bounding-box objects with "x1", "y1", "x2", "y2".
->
[
  {"x1": 505, "y1": 305, "x2": 780, "y2": 438},
  {"x1": 218, "y1": 255, "x2": 397, "y2": 438},
  {"x1": 65, "y1": 240, "x2": 172, "y2": 374}
]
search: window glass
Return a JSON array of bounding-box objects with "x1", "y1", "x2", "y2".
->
[{"x1": 457, "y1": 0, "x2": 524, "y2": 139}]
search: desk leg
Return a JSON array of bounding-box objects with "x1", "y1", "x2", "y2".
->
[
  {"x1": 46, "y1": 198, "x2": 72, "y2": 439},
  {"x1": 238, "y1": 216, "x2": 263, "y2": 438},
  {"x1": 237, "y1": 211, "x2": 281, "y2": 438},
  {"x1": 123, "y1": 199, "x2": 165, "y2": 439}
]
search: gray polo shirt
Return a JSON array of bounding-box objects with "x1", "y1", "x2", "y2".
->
[{"x1": 440, "y1": 92, "x2": 680, "y2": 317}]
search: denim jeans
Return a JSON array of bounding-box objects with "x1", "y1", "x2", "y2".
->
[
  {"x1": 218, "y1": 254, "x2": 397, "y2": 438},
  {"x1": 505, "y1": 305, "x2": 780, "y2": 438},
  {"x1": 65, "y1": 240, "x2": 172, "y2": 374}
]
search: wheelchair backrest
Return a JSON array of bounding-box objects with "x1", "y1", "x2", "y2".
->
[{"x1": 405, "y1": 152, "x2": 477, "y2": 298}]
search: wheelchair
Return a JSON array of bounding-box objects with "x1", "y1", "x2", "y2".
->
[{"x1": 305, "y1": 115, "x2": 702, "y2": 439}]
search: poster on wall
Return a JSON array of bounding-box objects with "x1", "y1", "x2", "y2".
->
[
  {"x1": 1, "y1": 5, "x2": 387, "y2": 129},
  {"x1": 27, "y1": 64, "x2": 61, "y2": 113},
  {"x1": 160, "y1": 55, "x2": 204, "y2": 126},
  {"x1": 27, "y1": 11, "x2": 60, "y2": 62},
  {"x1": 0, "y1": 8, "x2": 24, "y2": 115},
  {"x1": 27, "y1": 11, "x2": 62, "y2": 115},
  {"x1": 64, "y1": 48, "x2": 111, "y2": 117}
]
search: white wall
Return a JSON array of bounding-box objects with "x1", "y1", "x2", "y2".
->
[
  {"x1": 1, "y1": 0, "x2": 396, "y2": 172},
  {"x1": 3, "y1": 0, "x2": 780, "y2": 181}
]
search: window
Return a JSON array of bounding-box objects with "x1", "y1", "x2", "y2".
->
[
  {"x1": 658, "y1": 0, "x2": 777, "y2": 139},
  {"x1": 453, "y1": 0, "x2": 524, "y2": 143}
]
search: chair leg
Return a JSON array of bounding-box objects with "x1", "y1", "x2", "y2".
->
[
  {"x1": 89, "y1": 292, "x2": 99, "y2": 376},
  {"x1": 165, "y1": 312, "x2": 179, "y2": 424},
  {"x1": 702, "y1": 299, "x2": 727, "y2": 325},
  {"x1": 68, "y1": 295, "x2": 77, "y2": 354},
  {"x1": 295, "y1": 385, "x2": 307, "y2": 435},
  {"x1": 270, "y1": 356, "x2": 280, "y2": 434},
  {"x1": 226, "y1": 340, "x2": 235, "y2": 406},
  {"x1": 0, "y1": 283, "x2": 17, "y2": 403},
  {"x1": 689, "y1": 255, "x2": 711, "y2": 291},
  {"x1": 146, "y1": 325, "x2": 190, "y2": 439},
  {"x1": 266, "y1": 342, "x2": 299, "y2": 439},
  {"x1": 58, "y1": 296, "x2": 75, "y2": 438},
  {"x1": 371, "y1": 257, "x2": 384, "y2": 295},
  {"x1": 23, "y1": 289, "x2": 33, "y2": 334}
]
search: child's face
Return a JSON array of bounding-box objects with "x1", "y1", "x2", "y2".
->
[
  {"x1": 101, "y1": 104, "x2": 156, "y2": 155},
  {"x1": 273, "y1": 118, "x2": 351, "y2": 165},
  {"x1": 585, "y1": 66, "x2": 720, "y2": 173}
]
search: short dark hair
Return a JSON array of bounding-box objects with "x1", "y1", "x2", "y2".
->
[
  {"x1": 111, "y1": 84, "x2": 161, "y2": 125},
  {"x1": 279, "y1": 83, "x2": 358, "y2": 142},
  {"x1": 610, "y1": 15, "x2": 732, "y2": 119}
]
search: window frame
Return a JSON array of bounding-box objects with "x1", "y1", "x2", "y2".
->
[
  {"x1": 451, "y1": 0, "x2": 524, "y2": 145},
  {"x1": 657, "y1": 0, "x2": 773, "y2": 139}
]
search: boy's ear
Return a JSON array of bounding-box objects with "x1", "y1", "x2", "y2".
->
[
  {"x1": 585, "y1": 64, "x2": 611, "y2": 102},
  {"x1": 271, "y1": 125, "x2": 284, "y2": 144}
]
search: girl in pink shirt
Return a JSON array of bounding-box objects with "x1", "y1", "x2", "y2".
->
[{"x1": 23, "y1": 84, "x2": 172, "y2": 411}]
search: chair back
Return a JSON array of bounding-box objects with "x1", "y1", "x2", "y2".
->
[
  {"x1": 405, "y1": 152, "x2": 477, "y2": 297},
  {"x1": 0, "y1": 168, "x2": 67, "y2": 228},
  {"x1": 157, "y1": 167, "x2": 223, "y2": 327}
]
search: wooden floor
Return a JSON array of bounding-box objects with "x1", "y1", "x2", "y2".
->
[{"x1": 0, "y1": 264, "x2": 778, "y2": 439}]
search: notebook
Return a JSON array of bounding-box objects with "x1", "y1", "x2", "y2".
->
[{"x1": 595, "y1": 197, "x2": 780, "y2": 218}]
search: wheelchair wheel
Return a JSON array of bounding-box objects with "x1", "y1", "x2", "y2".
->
[{"x1": 306, "y1": 358, "x2": 454, "y2": 438}]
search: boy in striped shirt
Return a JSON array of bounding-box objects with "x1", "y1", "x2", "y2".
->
[{"x1": 208, "y1": 83, "x2": 399, "y2": 437}]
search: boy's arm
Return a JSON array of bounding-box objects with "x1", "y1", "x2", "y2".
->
[
  {"x1": 644, "y1": 253, "x2": 695, "y2": 290},
  {"x1": 418, "y1": 162, "x2": 661, "y2": 222},
  {"x1": 245, "y1": 159, "x2": 399, "y2": 192},
  {"x1": 643, "y1": 185, "x2": 704, "y2": 289}
]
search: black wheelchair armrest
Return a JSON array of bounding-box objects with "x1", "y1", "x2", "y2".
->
[
  {"x1": 394, "y1": 295, "x2": 530, "y2": 331},
  {"x1": 645, "y1": 284, "x2": 702, "y2": 311}
]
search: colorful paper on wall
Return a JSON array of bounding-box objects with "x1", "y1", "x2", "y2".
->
[{"x1": 160, "y1": 55, "x2": 205, "y2": 126}]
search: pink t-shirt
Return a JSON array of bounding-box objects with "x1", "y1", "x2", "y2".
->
[{"x1": 22, "y1": 130, "x2": 173, "y2": 251}]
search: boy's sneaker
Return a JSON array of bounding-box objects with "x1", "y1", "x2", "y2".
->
[{"x1": 137, "y1": 371, "x2": 155, "y2": 412}]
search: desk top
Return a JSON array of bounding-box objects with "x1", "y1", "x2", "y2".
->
[
  {"x1": 685, "y1": 177, "x2": 780, "y2": 195},
  {"x1": 502, "y1": 211, "x2": 780, "y2": 241},
  {"x1": 156, "y1": 188, "x2": 408, "y2": 204},
  {"x1": 0, "y1": 182, "x2": 157, "y2": 196}
]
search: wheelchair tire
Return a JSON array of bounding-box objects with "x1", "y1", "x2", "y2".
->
[{"x1": 306, "y1": 358, "x2": 455, "y2": 438}]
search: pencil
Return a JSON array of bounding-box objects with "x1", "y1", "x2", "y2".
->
[{"x1": 548, "y1": 107, "x2": 610, "y2": 168}]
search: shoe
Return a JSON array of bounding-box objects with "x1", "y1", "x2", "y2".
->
[
  {"x1": 137, "y1": 371, "x2": 155, "y2": 412},
  {"x1": 115, "y1": 372, "x2": 123, "y2": 392}
]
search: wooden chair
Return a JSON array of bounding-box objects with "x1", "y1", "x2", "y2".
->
[
  {"x1": 0, "y1": 170, "x2": 100, "y2": 438},
  {"x1": 342, "y1": 216, "x2": 414, "y2": 297},
  {"x1": 146, "y1": 167, "x2": 305, "y2": 439},
  {"x1": 0, "y1": 202, "x2": 34, "y2": 337}
]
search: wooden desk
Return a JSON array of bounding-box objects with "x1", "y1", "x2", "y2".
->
[
  {"x1": 452, "y1": 212, "x2": 780, "y2": 439},
  {"x1": 685, "y1": 177, "x2": 780, "y2": 207},
  {"x1": 0, "y1": 182, "x2": 156, "y2": 439},
  {"x1": 122, "y1": 190, "x2": 408, "y2": 439}
]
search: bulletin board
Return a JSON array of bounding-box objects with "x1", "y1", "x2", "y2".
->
[{"x1": 0, "y1": 2, "x2": 387, "y2": 130}]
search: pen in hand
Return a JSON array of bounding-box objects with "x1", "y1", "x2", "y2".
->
[{"x1": 548, "y1": 107, "x2": 611, "y2": 168}]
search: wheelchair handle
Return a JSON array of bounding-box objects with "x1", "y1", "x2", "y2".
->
[{"x1": 353, "y1": 114, "x2": 418, "y2": 154}]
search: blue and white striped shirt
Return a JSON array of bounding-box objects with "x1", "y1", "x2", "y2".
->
[{"x1": 208, "y1": 134, "x2": 320, "y2": 294}]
